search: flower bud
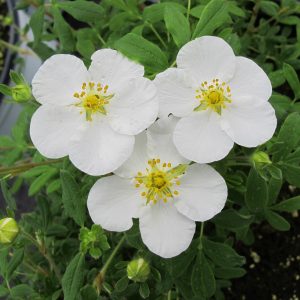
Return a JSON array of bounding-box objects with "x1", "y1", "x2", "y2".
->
[
  {"x1": 11, "y1": 84, "x2": 31, "y2": 102},
  {"x1": 127, "y1": 258, "x2": 150, "y2": 283},
  {"x1": 0, "y1": 218, "x2": 19, "y2": 244},
  {"x1": 251, "y1": 151, "x2": 271, "y2": 169}
]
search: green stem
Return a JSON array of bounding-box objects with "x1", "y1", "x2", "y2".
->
[
  {"x1": 94, "y1": 235, "x2": 126, "y2": 294},
  {"x1": 247, "y1": 0, "x2": 261, "y2": 33},
  {"x1": 167, "y1": 290, "x2": 172, "y2": 300},
  {"x1": 187, "y1": 0, "x2": 191, "y2": 22},
  {"x1": 0, "y1": 158, "x2": 63, "y2": 176},
  {"x1": 199, "y1": 222, "x2": 205, "y2": 250},
  {"x1": 0, "y1": 40, "x2": 33, "y2": 55},
  {"x1": 146, "y1": 22, "x2": 167, "y2": 49},
  {"x1": 22, "y1": 231, "x2": 62, "y2": 282}
]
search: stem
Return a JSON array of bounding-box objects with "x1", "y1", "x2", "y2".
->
[
  {"x1": 94, "y1": 235, "x2": 126, "y2": 294},
  {"x1": 247, "y1": 0, "x2": 261, "y2": 33},
  {"x1": 187, "y1": 0, "x2": 191, "y2": 22},
  {"x1": 146, "y1": 22, "x2": 167, "y2": 49},
  {"x1": 199, "y1": 222, "x2": 205, "y2": 250},
  {"x1": 22, "y1": 231, "x2": 62, "y2": 282},
  {"x1": 0, "y1": 40, "x2": 33, "y2": 55},
  {"x1": 167, "y1": 290, "x2": 172, "y2": 300},
  {"x1": 170, "y1": 60, "x2": 176, "y2": 68},
  {"x1": 0, "y1": 158, "x2": 63, "y2": 176}
]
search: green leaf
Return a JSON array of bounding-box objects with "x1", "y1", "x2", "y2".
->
[
  {"x1": 213, "y1": 209, "x2": 254, "y2": 230},
  {"x1": 57, "y1": 1, "x2": 104, "y2": 23},
  {"x1": 6, "y1": 248, "x2": 24, "y2": 280},
  {"x1": 268, "y1": 177, "x2": 282, "y2": 205},
  {"x1": 193, "y1": 0, "x2": 230, "y2": 38},
  {"x1": 191, "y1": 252, "x2": 216, "y2": 298},
  {"x1": 271, "y1": 112, "x2": 300, "y2": 162},
  {"x1": 272, "y1": 196, "x2": 300, "y2": 212},
  {"x1": 0, "y1": 286, "x2": 8, "y2": 297},
  {"x1": 115, "y1": 276, "x2": 128, "y2": 292},
  {"x1": 62, "y1": 253, "x2": 85, "y2": 300},
  {"x1": 203, "y1": 238, "x2": 245, "y2": 268},
  {"x1": 260, "y1": 1, "x2": 279, "y2": 16},
  {"x1": 164, "y1": 6, "x2": 190, "y2": 47},
  {"x1": 61, "y1": 170, "x2": 86, "y2": 226},
  {"x1": 52, "y1": 7, "x2": 75, "y2": 52},
  {"x1": 214, "y1": 267, "x2": 246, "y2": 279},
  {"x1": 269, "y1": 94, "x2": 291, "y2": 120},
  {"x1": 9, "y1": 71, "x2": 25, "y2": 85},
  {"x1": 1, "y1": 180, "x2": 16, "y2": 211},
  {"x1": 76, "y1": 29, "x2": 96, "y2": 59},
  {"x1": 245, "y1": 168, "x2": 268, "y2": 212},
  {"x1": 114, "y1": 33, "x2": 168, "y2": 74},
  {"x1": 10, "y1": 284, "x2": 38, "y2": 298},
  {"x1": 28, "y1": 169, "x2": 58, "y2": 196},
  {"x1": 283, "y1": 63, "x2": 300, "y2": 99},
  {"x1": 46, "y1": 179, "x2": 61, "y2": 194},
  {"x1": 0, "y1": 84, "x2": 11, "y2": 96},
  {"x1": 265, "y1": 210, "x2": 290, "y2": 231},
  {"x1": 280, "y1": 163, "x2": 300, "y2": 187},
  {"x1": 139, "y1": 282, "x2": 150, "y2": 299},
  {"x1": 143, "y1": 2, "x2": 186, "y2": 23},
  {"x1": 268, "y1": 70, "x2": 286, "y2": 88},
  {"x1": 29, "y1": 6, "x2": 45, "y2": 45}
]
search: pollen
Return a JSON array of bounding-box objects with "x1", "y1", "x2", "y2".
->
[
  {"x1": 73, "y1": 81, "x2": 114, "y2": 121},
  {"x1": 134, "y1": 159, "x2": 187, "y2": 205},
  {"x1": 194, "y1": 78, "x2": 232, "y2": 115}
]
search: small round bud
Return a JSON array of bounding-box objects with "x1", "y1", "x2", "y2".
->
[
  {"x1": 252, "y1": 151, "x2": 271, "y2": 168},
  {"x1": 11, "y1": 84, "x2": 31, "y2": 102},
  {"x1": 0, "y1": 218, "x2": 19, "y2": 244},
  {"x1": 127, "y1": 258, "x2": 150, "y2": 283}
]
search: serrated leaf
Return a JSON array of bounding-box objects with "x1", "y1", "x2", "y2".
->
[
  {"x1": 114, "y1": 33, "x2": 168, "y2": 74},
  {"x1": 164, "y1": 6, "x2": 190, "y2": 47},
  {"x1": 62, "y1": 253, "x2": 85, "y2": 300}
]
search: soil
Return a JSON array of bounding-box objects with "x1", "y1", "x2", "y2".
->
[
  {"x1": 0, "y1": 0, "x2": 10, "y2": 77},
  {"x1": 226, "y1": 187, "x2": 300, "y2": 300}
]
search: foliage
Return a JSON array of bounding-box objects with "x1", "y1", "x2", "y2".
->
[{"x1": 0, "y1": 0, "x2": 300, "y2": 299}]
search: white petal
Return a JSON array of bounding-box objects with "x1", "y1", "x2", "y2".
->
[
  {"x1": 221, "y1": 97, "x2": 277, "y2": 147},
  {"x1": 32, "y1": 54, "x2": 89, "y2": 106},
  {"x1": 89, "y1": 49, "x2": 144, "y2": 92},
  {"x1": 87, "y1": 176, "x2": 141, "y2": 231},
  {"x1": 30, "y1": 105, "x2": 84, "y2": 159},
  {"x1": 139, "y1": 202, "x2": 195, "y2": 258},
  {"x1": 114, "y1": 132, "x2": 149, "y2": 178},
  {"x1": 107, "y1": 77, "x2": 158, "y2": 135},
  {"x1": 173, "y1": 111, "x2": 234, "y2": 163},
  {"x1": 147, "y1": 116, "x2": 190, "y2": 165},
  {"x1": 175, "y1": 164, "x2": 227, "y2": 222},
  {"x1": 69, "y1": 117, "x2": 134, "y2": 176},
  {"x1": 176, "y1": 36, "x2": 236, "y2": 84},
  {"x1": 229, "y1": 57, "x2": 272, "y2": 101},
  {"x1": 154, "y1": 68, "x2": 198, "y2": 118}
]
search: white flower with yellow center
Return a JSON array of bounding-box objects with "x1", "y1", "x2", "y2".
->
[
  {"x1": 154, "y1": 36, "x2": 277, "y2": 163},
  {"x1": 87, "y1": 117, "x2": 227, "y2": 258},
  {"x1": 30, "y1": 49, "x2": 158, "y2": 175}
]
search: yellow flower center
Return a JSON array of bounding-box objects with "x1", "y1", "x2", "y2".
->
[
  {"x1": 194, "y1": 78, "x2": 232, "y2": 114},
  {"x1": 73, "y1": 81, "x2": 114, "y2": 121},
  {"x1": 134, "y1": 159, "x2": 187, "y2": 204}
]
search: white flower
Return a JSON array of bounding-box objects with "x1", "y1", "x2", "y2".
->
[
  {"x1": 154, "y1": 36, "x2": 277, "y2": 163},
  {"x1": 87, "y1": 117, "x2": 227, "y2": 258},
  {"x1": 30, "y1": 49, "x2": 158, "y2": 175}
]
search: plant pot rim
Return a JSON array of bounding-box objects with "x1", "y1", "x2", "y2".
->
[{"x1": 0, "y1": 0, "x2": 19, "y2": 87}]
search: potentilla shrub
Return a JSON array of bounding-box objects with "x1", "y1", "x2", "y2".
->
[{"x1": 0, "y1": 0, "x2": 300, "y2": 299}]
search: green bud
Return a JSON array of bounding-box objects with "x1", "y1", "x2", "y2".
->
[
  {"x1": 11, "y1": 84, "x2": 31, "y2": 102},
  {"x1": 127, "y1": 258, "x2": 150, "y2": 283},
  {"x1": 252, "y1": 151, "x2": 271, "y2": 167},
  {"x1": 0, "y1": 218, "x2": 19, "y2": 244}
]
